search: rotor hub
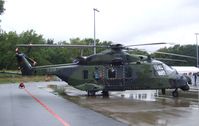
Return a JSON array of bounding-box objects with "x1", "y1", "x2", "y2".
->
[{"x1": 110, "y1": 44, "x2": 124, "y2": 51}]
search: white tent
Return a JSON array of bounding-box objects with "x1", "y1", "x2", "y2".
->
[
  {"x1": 172, "y1": 66, "x2": 199, "y2": 75},
  {"x1": 172, "y1": 66, "x2": 199, "y2": 86}
]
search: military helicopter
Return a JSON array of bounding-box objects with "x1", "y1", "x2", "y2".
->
[{"x1": 16, "y1": 43, "x2": 192, "y2": 97}]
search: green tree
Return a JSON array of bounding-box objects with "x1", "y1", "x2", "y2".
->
[
  {"x1": 0, "y1": 31, "x2": 116, "y2": 70},
  {"x1": 0, "y1": 31, "x2": 19, "y2": 69},
  {"x1": 128, "y1": 48, "x2": 149, "y2": 55},
  {"x1": 0, "y1": 0, "x2": 5, "y2": 15},
  {"x1": 153, "y1": 45, "x2": 196, "y2": 66},
  {"x1": 0, "y1": 30, "x2": 48, "y2": 69},
  {"x1": 18, "y1": 30, "x2": 49, "y2": 66}
]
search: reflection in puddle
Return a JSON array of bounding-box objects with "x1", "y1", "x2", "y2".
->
[
  {"x1": 155, "y1": 119, "x2": 168, "y2": 126},
  {"x1": 111, "y1": 90, "x2": 158, "y2": 101},
  {"x1": 189, "y1": 105, "x2": 199, "y2": 110},
  {"x1": 55, "y1": 84, "x2": 159, "y2": 102}
]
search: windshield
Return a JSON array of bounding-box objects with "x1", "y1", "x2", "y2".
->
[
  {"x1": 152, "y1": 60, "x2": 176, "y2": 75},
  {"x1": 162, "y1": 63, "x2": 175, "y2": 74}
]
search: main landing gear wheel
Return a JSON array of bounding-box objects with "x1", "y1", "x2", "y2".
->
[
  {"x1": 172, "y1": 88, "x2": 179, "y2": 97},
  {"x1": 102, "y1": 90, "x2": 109, "y2": 97}
]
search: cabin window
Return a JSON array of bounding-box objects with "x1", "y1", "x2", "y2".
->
[
  {"x1": 83, "y1": 70, "x2": 88, "y2": 79},
  {"x1": 153, "y1": 64, "x2": 166, "y2": 76},
  {"x1": 93, "y1": 67, "x2": 100, "y2": 80},
  {"x1": 108, "y1": 68, "x2": 116, "y2": 78},
  {"x1": 125, "y1": 67, "x2": 132, "y2": 78}
]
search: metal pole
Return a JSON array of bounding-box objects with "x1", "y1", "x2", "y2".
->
[
  {"x1": 0, "y1": 25, "x2": 2, "y2": 34},
  {"x1": 195, "y1": 33, "x2": 199, "y2": 107},
  {"x1": 196, "y1": 33, "x2": 199, "y2": 67},
  {"x1": 93, "y1": 8, "x2": 99, "y2": 54}
]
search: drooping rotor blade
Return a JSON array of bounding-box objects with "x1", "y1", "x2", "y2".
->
[
  {"x1": 0, "y1": 71, "x2": 21, "y2": 75},
  {"x1": 154, "y1": 51, "x2": 196, "y2": 59},
  {"x1": 155, "y1": 58, "x2": 187, "y2": 63},
  {"x1": 125, "y1": 42, "x2": 174, "y2": 47},
  {"x1": 16, "y1": 44, "x2": 107, "y2": 48}
]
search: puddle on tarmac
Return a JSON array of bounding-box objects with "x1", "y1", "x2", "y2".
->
[{"x1": 48, "y1": 84, "x2": 199, "y2": 126}]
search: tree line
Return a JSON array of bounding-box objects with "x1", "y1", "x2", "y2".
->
[
  {"x1": 0, "y1": 0, "x2": 4, "y2": 15},
  {"x1": 0, "y1": 30, "x2": 113, "y2": 70},
  {"x1": 153, "y1": 44, "x2": 197, "y2": 66},
  {"x1": 0, "y1": 29, "x2": 197, "y2": 70}
]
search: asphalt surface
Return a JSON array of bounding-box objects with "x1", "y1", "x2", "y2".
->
[
  {"x1": 62, "y1": 84, "x2": 199, "y2": 126},
  {"x1": 0, "y1": 82, "x2": 127, "y2": 126}
]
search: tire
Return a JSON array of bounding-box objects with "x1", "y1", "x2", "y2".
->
[
  {"x1": 172, "y1": 91, "x2": 178, "y2": 97},
  {"x1": 102, "y1": 90, "x2": 109, "y2": 97}
]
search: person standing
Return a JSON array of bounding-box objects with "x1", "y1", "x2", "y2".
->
[{"x1": 194, "y1": 73, "x2": 197, "y2": 86}]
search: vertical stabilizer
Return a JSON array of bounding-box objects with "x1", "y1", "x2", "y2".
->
[{"x1": 16, "y1": 53, "x2": 33, "y2": 75}]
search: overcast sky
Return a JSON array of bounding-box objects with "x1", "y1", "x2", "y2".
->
[{"x1": 1, "y1": 0, "x2": 199, "y2": 51}]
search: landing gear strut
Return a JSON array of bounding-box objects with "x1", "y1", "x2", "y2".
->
[
  {"x1": 172, "y1": 88, "x2": 179, "y2": 97},
  {"x1": 87, "y1": 90, "x2": 96, "y2": 96},
  {"x1": 161, "y1": 88, "x2": 166, "y2": 95},
  {"x1": 102, "y1": 90, "x2": 109, "y2": 97}
]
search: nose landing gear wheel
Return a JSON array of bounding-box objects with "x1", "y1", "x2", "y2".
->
[{"x1": 172, "y1": 88, "x2": 179, "y2": 97}]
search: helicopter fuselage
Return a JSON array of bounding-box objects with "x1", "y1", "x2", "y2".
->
[
  {"x1": 26, "y1": 58, "x2": 189, "y2": 93},
  {"x1": 16, "y1": 45, "x2": 190, "y2": 97},
  {"x1": 56, "y1": 62, "x2": 189, "y2": 92}
]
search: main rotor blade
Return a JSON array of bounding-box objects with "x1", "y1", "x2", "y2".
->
[
  {"x1": 0, "y1": 71, "x2": 21, "y2": 75},
  {"x1": 154, "y1": 51, "x2": 196, "y2": 59},
  {"x1": 155, "y1": 58, "x2": 187, "y2": 62},
  {"x1": 125, "y1": 42, "x2": 174, "y2": 47},
  {"x1": 16, "y1": 44, "x2": 107, "y2": 48}
]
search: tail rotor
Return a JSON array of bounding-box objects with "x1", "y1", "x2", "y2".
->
[{"x1": 16, "y1": 48, "x2": 35, "y2": 75}]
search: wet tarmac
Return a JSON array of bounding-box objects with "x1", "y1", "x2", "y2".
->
[
  {"x1": 0, "y1": 82, "x2": 127, "y2": 126},
  {"x1": 52, "y1": 84, "x2": 199, "y2": 126},
  {"x1": 1, "y1": 81, "x2": 199, "y2": 126}
]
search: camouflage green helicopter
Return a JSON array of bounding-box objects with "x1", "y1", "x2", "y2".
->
[{"x1": 16, "y1": 43, "x2": 192, "y2": 97}]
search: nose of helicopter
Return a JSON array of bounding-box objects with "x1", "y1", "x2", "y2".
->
[{"x1": 179, "y1": 75, "x2": 190, "y2": 91}]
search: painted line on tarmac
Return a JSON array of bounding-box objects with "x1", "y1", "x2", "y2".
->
[{"x1": 24, "y1": 88, "x2": 70, "y2": 126}]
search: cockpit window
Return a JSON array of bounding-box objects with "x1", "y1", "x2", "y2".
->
[
  {"x1": 153, "y1": 64, "x2": 166, "y2": 76},
  {"x1": 162, "y1": 63, "x2": 175, "y2": 74},
  {"x1": 152, "y1": 60, "x2": 176, "y2": 75}
]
